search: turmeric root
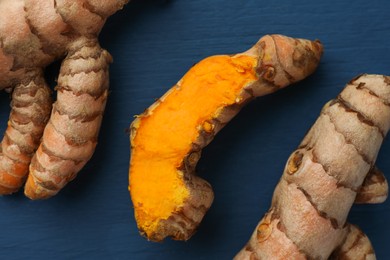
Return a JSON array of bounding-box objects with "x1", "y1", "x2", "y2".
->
[
  {"x1": 235, "y1": 74, "x2": 389, "y2": 259},
  {"x1": 0, "y1": 0, "x2": 128, "y2": 199},
  {"x1": 128, "y1": 34, "x2": 323, "y2": 241}
]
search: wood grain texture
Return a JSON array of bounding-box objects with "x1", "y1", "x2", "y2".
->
[{"x1": 0, "y1": 0, "x2": 389, "y2": 259}]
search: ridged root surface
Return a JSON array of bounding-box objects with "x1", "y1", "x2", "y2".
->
[
  {"x1": 0, "y1": 0, "x2": 128, "y2": 198},
  {"x1": 235, "y1": 74, "x2": 390, "y2": 259}
]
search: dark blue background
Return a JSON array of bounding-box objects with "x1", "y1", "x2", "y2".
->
[{"x1": 1, "y1": 0, "x2": 389, "y2": 259}]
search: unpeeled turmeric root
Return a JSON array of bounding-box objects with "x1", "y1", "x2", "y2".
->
[
  {"x1": 235, "y1": 74, "x2": 389, "y2": 259},
  {"x1": 129, "y1": 34, "x2": 323, "y2": 241},
  {"x1": 0, "y1": 0, "x2": 128, "y2": 199}
]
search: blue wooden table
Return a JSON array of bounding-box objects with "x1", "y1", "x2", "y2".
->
[{"x1": 0, "y1": 0, "x2": 389, "y2": 259}]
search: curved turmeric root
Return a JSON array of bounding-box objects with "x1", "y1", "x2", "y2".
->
[
  {"x1": 0, "y1": 72, "x2": 51, "y2": 194},
  {"x1": 235, "y1": 74, "x2": 389, "y2": 259},
  {"x1": 24, "y1": 39, "x2": 112, "y2": 199},
  {"x1": 129, "y1": 34, "x2": 323, "y2": 241},
  {"x1": 0, "y1": 0, "x2": 128, "y2": 198}
]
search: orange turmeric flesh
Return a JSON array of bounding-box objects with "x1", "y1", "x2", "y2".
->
[
  {"x1": 129, "y1": 34, "x2": 323, "y2": 241},
  {"x1": 130, "y1": 55, "x2": 258, "y2": 236}
]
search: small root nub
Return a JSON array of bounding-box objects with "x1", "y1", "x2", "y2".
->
[
  {"x1": 287, "y1": 151, "x2": 303, "y2": 175},
  {"x1": 256, "y1": 222, "x2": 272, "y2": 242}
]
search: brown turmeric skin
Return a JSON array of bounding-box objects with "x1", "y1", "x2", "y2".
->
[
  {"x1": 129, "y1": 34, "x2": 323, "y2": 241},
  {"x1": 235, "y1": 74, "x2": 389, "y2": 260},
  {"x1": 0, "y1": 0, "x2": 128, "y2": 199}
]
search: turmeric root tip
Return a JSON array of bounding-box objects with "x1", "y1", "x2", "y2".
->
[
  {"x1": 0, "y1": 72, "x2": 51, "y2": 195},
  {"x1": 24, "y1": 39, "x2": 112, "y2": 199}
]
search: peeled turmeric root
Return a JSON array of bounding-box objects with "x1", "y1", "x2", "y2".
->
[
  {"x1": 129, "y1": 34, "x2": 323, "y2": 241},
  {"x1": 235, "y1": 74, "x2": 389, "y2": 259},
  {"x1": 0, "y1": 0, "x2": 128, "y2": 199}
]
